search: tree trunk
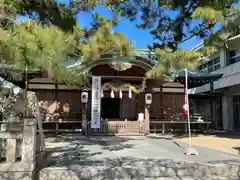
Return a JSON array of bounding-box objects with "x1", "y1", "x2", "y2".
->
[{"x1": 24, "y1": 65, "x2": 28, "y2": 117}]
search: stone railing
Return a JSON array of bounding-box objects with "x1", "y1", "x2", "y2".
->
[{"x1": 0, "y1": 118, "x2": 46, "y2": 180}]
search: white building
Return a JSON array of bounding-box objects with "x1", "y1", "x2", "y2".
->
[{"x1": 190, "y1": 45, "x2": 240, "y2": 131}]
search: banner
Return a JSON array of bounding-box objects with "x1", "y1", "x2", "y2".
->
[{"x1": 91, "y1": 76, "x2": 101, "y2": 128}]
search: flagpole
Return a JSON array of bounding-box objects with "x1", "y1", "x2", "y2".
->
[
  {"x1": 185, "y1": 67, "x2": 192, "y2": 148},
  {"x1": 184, "y1": 66, "x2": 198, "y2": 156}
]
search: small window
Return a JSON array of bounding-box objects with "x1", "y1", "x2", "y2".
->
[
  {"x1": 214, "y1": 57, "x2": 220, "y2": 64},
  {"x1": 235, "y1": 49, "x2": 240, "y2": 56},
  {"x1": 230, "y1": 50, "x2": 236, "y2": 58},
  {"x1": 202, "y1": 63, "x2": 207, "y2": 69},
  {"x1": 229, "y1": 49, "x2": 240, "y2": 65},
  {"x1": 208, "y1": 67, "x2": 213, "y2": 72},
  {"x1": 231, "y1": 58, "x2": 236, "y2": 64},
  {"x1": 235, "y1": 56, "x2": 240, "y2": 63},
  {"x1": 214, "y1": 64, "x2": 221, "y2": 70},
  {"x1": 208, "y1": 60, "x2": 213, "y2": 67}
]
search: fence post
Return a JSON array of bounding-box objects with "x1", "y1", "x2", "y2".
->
[
  {"x1": 144, "y1": 105, "x2": 150, "y2": 135},
  {"x1": 6, "y1": 139, "x2": 17, "y2": 162},
  {"x1": 21, "y1": 118, "x2": 37, "y2": 165}
]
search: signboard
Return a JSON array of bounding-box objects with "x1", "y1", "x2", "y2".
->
[{"x1": 91, "y1": 76, "x2": 101, "y2": 128}]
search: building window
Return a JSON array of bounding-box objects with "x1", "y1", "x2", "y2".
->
[
  {"x1": 199, "y1": 57, "x2": 220, "y2": 73},
  {"x1": 229, "y1": 50, "x2": 240, "y2": 64}
]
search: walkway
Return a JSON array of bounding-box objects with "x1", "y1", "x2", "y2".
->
[{"x1": 40, "y1": 134, "x2": 240, "y2": 180}]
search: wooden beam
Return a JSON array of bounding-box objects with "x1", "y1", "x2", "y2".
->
[{"x1": 88, "y1": 75, "x2": 144, "y2": 80}]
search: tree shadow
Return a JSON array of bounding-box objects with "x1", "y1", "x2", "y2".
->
[
  {"x1": 43, "y1": 134, "x2": 138, "y2": 167},
  {"x1": 39, "y1": 134, "x2": 240, "y2": 180},
  {"x1": 45, "y1": 134, "x2": 137, "y2": 151}
]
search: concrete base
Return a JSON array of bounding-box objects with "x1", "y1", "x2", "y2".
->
[
  {"x1": 184, "y1": 147, "x2": 199, "y2": 156},
  {"x1": 36, "y1": 151, "x2": 47, "y2": 169}
]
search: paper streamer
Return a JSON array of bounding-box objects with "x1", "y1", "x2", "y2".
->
[
  {"x1": 110, "y1": 90, "x2": 115, "y2": 98},
  {"x1": 128, "y1": 87, "x2": 132, "y2": 99},
  {"x1": 119, "y1": 90, "x2": 123, "y2": 99}
]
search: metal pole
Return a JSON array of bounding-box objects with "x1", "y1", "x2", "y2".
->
[
  {"x1": 24, "y1": 65, "x2": 28, "y2": 117},
  {"x1": 184, "y1": 67, "x2": 198, "y2": 155},
  {"x1": 185, "y1": 67, "x2": 192, "y2": 148},
  {"x1": 210, "y1": 81, "x2": 214, "y2": 128}
]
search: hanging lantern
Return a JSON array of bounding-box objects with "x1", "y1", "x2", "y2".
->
[
  {"x1": 110, "y1": 90, "x2": 115, "y2": 98},
  {"x1": 128, "y1": 87, "x2": 132, "y2": 99},
  {"x1": 119, "y1": 89, "x2": 123, "y2": 99},
  {"x1": 101, "y1": 88, "x2": 104, "y2": 98}
]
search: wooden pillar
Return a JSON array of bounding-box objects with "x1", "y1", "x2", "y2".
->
[
  {"x1": 24, "y1": 66, "x2": 28, "y2": 117},
  {"x1": 144, "y1": 86, "x2": 152, "y2": 134},
  {"x1": 210, "y1": 81, "x2": 214, "y2": 128},
  {"x1": 160, "y1": 85, "x2": 163, "y2": 114},
  {"x1": 144, "y1": 103, "x2": 150, "y2": 134},
  {"x1": 81, "y1": 89, "x2": 89, "y2": 135},
  {"x1": 54, "y1": 81, "x2": 58, "y2": 100},
  {"x1": 82, "y1": 103, "x2": 87, "y2": 135}
]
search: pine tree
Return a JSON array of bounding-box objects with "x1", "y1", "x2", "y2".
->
[
  {"x1": 1, "y1": 0, "x2": 239, "y2": 84},
  {"x1": 202, "y1": 6, "x2": 240, "y2": 50},
  {"x1": 0, "y1": 1, "x2": 133, "y2": 87},
  {"x1": 0, "y1": 0, "x2": 135, "y2": 118},
  {"x1": 107, "y1": 0, "x2": 239, "y2": 78}
]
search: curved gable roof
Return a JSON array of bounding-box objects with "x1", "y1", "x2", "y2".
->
[{"x1": 66, "y1": 49, "x2": 157, "y2": 72}]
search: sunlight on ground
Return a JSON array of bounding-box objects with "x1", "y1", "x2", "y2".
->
[{"x1": 176, "y1": 135, "x2": 240, "y2": 156}]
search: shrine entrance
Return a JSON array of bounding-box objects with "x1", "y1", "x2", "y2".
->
[
  {"x1": 86, "y1": 59, "x2": 149, "y2": 135},
  {"x1": 101, "y1": 97, "x2": 120, "y2": 119}
]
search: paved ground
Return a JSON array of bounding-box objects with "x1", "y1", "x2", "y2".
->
[
  {"x1": 39, "y1": 134, "x2": 240, "y2": 180},
  {"x1": 175, "y1": 134, "x2": 240, "y2": 156}
]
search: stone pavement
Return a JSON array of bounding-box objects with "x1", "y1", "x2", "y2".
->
[{"x1": 39, "y1": 134, "x2": 240, "y2": 180}]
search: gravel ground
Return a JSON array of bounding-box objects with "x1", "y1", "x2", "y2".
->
[{"x1": 175, "y1": 134, "x2": 240, "y2": 156}]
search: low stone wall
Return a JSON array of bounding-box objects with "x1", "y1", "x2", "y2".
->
[{"x1": 39, "y1": 160, "x2": 240, "y2": 180}]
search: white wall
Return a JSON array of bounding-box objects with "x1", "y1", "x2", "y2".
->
[
  {"x1": 190, "y1": 48, "x2": 238, "y2": 131},
  {"x1": 190, "y1": 48, "x2": 240, "y2": 94}
]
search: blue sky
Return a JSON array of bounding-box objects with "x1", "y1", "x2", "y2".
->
[
  {"x1": 16, "y1": 2, "x2": 223, "y2": 50},
  {"x1": 76, "y1": 5, "x2": 206, "y2": 50},
  {"x1": 79, "y1": 5, "x2": 223, "y2": 50}
]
